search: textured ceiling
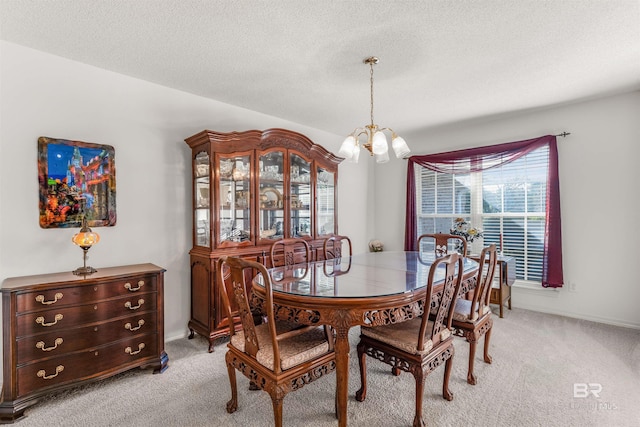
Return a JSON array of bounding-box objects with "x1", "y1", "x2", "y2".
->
[{"x1": 1, "y1": 0, "x2": 639, "y2": 136}]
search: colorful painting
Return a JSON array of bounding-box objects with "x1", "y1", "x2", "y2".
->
[{"x1": 38, "y1": 136, "x2": 116, "y2": 228}]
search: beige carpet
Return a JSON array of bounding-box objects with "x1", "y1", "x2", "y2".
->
[{"x1": 15, "y1": 308, "x2": 640, "y2": 426}]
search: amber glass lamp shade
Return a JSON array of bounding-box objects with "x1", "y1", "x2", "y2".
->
[{"x1": 72, "y1": 218, "x2": 100, "y2": 275}]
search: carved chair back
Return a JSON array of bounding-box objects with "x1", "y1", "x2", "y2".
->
[
  {"x1": 466, "y1": 244, "x2": 498, "y2": 320},
  {"x1": 419, "y1": 252, "x2": 465, "y2": 350},
  {"x1": 218, "y1": 256, "x2": 267, "y2": 360},
  {"x1": 323, "y1": 235, "x2": 353, "y2": 260},
  {"x1": 270, "y1": 238, "x2": 311, "y2": 269},
  {"x1": 417, "y1": 233, "x2": 468, "y2": 258}
]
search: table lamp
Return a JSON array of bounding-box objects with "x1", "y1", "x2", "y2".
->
[{"x1": 71, "y1": 217, "x2": 100, "y2": 275}]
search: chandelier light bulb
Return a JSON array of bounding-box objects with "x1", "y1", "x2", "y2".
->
[
  {"x1": 376, "y1": 149, "x2": 390, "y2": 164},
  {"x1": 351, "y1": 143, "x2": 361, "y2": 163},
  {"x1": 392, "y1": 135, "x2": 411, "y2": 158},
  {"x1": 338, "y1": 135, "x2": 356, "y2": 160},
  {"x1": 371, "y1": 131, "x2": 388, "y2": 155}
]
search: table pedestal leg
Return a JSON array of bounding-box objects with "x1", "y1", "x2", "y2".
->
[{"x1": 334, "y1": 324, "x2": 351, "y2": 427}]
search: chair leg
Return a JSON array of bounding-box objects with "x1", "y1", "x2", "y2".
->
[
  {"x1": 483, "y1": 325, "x2": 493, "y2": 364},
  {"x1": 225, "y1": 358, "x2": 238, "y2": 413},
  {"x1": 467, "y1": 337, "x2": 478, "y2": 385},
  {"x1": 270, "y1": 395, "x2": 284, "y2": 427},
  {"x1": 443, "y1": 354, "x2": 454, "y2": 401},
  {"x1": 413, "y1": 370, "x2": 426, "y2": 427},
  {"x1": 355, "y1": 341, "x2": 368, "y2": 402}
]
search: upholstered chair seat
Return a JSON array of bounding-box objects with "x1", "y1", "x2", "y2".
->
[
  {"x1": 360, "y1": 320, "x2": 451, "y2": 355},
  {"x1": 451, "y1": 298, "x2": 491, "y2": 323},
  {"x1": 230, "y1": 324, "x2": 331, "y2": 370}
]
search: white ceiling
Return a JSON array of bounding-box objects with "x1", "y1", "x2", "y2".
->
[{"x1": 1, "y1": 1, "x2": 639, "y2": 136}]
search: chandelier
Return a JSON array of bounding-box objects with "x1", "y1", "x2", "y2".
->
[{"x1": 338, "y1": 56, "x2": 410, "y2": 163}]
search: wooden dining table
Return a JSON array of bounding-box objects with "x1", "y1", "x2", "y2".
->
[{"x1": 251, "y1": 251, "x2": 479, "y2": 426}]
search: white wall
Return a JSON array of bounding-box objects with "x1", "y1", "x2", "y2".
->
[
  {"x1": 0, "y1": 42, "x2": 370, "y2": 381},
  {"x1": 374, "y1": 90, "x2": 640, "y2": 329}
]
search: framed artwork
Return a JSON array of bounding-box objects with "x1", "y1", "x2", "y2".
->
[{"x1": 38, "y1": 136, "x2": 116, "y2": 228}]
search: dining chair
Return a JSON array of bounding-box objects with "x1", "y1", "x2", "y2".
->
[
  {"x1": 323, "y1": 235, "x2": 352, "y2": 260},
  {"x1": 417, "y1": 233, "x2": 467, "y2": 257},
  {"x1": 217, "y1": 256, "x2": 336, "y2": 427},
  {"x1": 355, "y1": 253, "x2": 465, "y2": 427},
  {"x1": 270, "y1": 237, "x2": 311, "y2": 268},
  {"x1": 451, "y1": 244, "x2": 498, "y2": 385}
]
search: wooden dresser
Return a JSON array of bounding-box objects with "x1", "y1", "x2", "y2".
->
[{"x1": 0, "y1": 264, "x2": 168, "y2": 423}]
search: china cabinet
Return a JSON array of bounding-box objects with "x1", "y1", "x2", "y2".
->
[{"x1": 184, "y1": 128, "x2": 342, "y2": 351}]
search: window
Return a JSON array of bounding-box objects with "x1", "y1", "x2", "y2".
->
[
  {"x1": 415, "y1": 146, "x2": 548, "y2": 282},
  {"x1": 404, "y1": 134, "x2": 563, "y2": 288}
]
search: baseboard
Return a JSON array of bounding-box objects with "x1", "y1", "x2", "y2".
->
[
  {"x1": 511, "y1": 302, "x2": 640, "y2": 330},
  {"x1": 508, "y1": 280, "x2": 640, "y2": 329},
  {"x1": 166, "y1": 330, "x2": 191, "y2": 343}
]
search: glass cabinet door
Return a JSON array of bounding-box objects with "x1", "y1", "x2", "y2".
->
[
  {"x1": 316, "y1": 167, "x2": 335, "y2": 236},
  {"x1": 218, "y1": 154, "x2": 251, "y2": 245},
  {"x1": 258, "y1": 151, "x2": 285, "y2": 241},
  {"x1": 290, "y1": 153, "x2": 312, "y2": 238},
  {"x1": 194, "y1": 151, "x2": 211, "y2": 247}
]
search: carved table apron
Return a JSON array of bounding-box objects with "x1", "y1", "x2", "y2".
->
[{"x1": 251, "y1": 251, "x2": 478, "y2": 427}]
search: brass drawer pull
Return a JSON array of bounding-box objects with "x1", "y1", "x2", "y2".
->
[
  {"x1": 35, "y1": 314, "x2": 63, "y2": 327},
  {"x1": 125, "y1": 343, "x2": 145, "y2": 355},
  {"x1": 37, "y1": 365, "x2": 64, "y2": 380},
  {"x1": 124, "y1": 319, "x2": 145, "y2": 331},
  {"x1": 36, "y1": 338, "x2": 63, "y2": 351},
  {"x1": 124, "y1": 280, "x2": 145, "y2": 292},
  {"x1": 124, "y1": 299, "x2": 144, "y2": 310},
  {"x1": 35, "y1": 293, "x2": 63, "y2": 305}
]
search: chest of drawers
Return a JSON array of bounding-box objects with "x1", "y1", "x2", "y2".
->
[{"x1": 0, "y1": 264, "x2": 168, "y2": 423}]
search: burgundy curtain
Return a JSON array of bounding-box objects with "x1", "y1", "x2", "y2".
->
[{"x1": 404, "y1": 135, "x2": 563, "y2": 288}]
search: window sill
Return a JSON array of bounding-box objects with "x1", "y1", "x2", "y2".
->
[{"x1": 512, "y1": 280, "x2": 561, "y2": 293}]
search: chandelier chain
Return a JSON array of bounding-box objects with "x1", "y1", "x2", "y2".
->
[{"x1": 369, "y1": 60, "x2": 375, "y2": 126}]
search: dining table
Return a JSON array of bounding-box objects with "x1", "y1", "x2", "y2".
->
[{"x1": 251, "y1": 251, "x2": 479, "y2": 426}]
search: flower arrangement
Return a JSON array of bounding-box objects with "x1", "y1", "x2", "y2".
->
[
  {"x1": 369, "y1": 239, "x2": 384, "y2": 252},
  {"x1": 450, "y1": 218, "x2": 484, "y2": 243}
]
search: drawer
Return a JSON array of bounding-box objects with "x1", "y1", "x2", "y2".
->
[
  {"x1": 17, "y1": 334, "x2": 158, "y2": 396},
  {"x1": 16, "y1": 275, "x2": 158, "y2": 313},
  {"x1": 16, "y1": 293, "x2": 157, "y2": 337},
  {"x1": 17, "y1": 311, "x2": 157, "y2": 364}
]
